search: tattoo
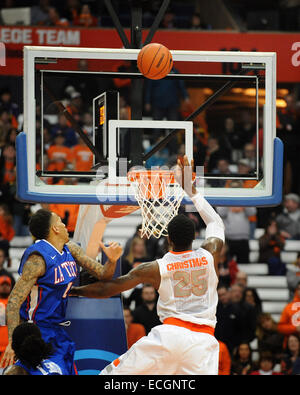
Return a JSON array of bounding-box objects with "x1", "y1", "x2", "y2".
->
[
  {"x1": 6, "y1": 254, "x2": 46, "y2": 342},
  {"x1": 67, "y1": 241, "x2": 112, "y2": 280}
]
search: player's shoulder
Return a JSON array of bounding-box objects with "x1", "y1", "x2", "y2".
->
[{"x1": 201, "y1": 237, "x2": 224, "y2": 256}]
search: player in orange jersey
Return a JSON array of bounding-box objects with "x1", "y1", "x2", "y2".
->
[{"x1": 71, "y1": 156, "x2": 225, "y2": 375}]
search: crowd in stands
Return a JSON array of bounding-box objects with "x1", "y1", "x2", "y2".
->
[
  {"x1": 1, "y1": 67, "x2": 300, "y2": 373},
  {"x1": 1, "y1": 0, "x2": 300, "y2": 376},
  {"x1": 0, "y1": 0, "x2": 299, "y2": 31}
]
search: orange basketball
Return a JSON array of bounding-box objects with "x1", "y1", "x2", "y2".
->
[{"x1": 137, "y1": 43, "x2": 173, "y2": 80}]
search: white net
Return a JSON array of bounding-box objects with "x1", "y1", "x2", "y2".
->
[{"x1": 128, "y1": 171, "x2": 185, "y2": 239}]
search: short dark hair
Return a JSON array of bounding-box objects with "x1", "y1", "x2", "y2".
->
[
  {"x1": 12, "y1": 322, "x2": 53, "y2": 368},
  {"x1": 167, "y1": 214, "x2": 195, "y2": 250},
  {"x1": 29, "y1": 209, "x2": 52, "y2": 240}
]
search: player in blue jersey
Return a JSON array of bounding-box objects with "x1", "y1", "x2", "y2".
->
[
  {"x1": 4, "y1": 322, "x2": 69, "y2": 375},
  {"x1": 0, "y1": 208, "x2": 121, "y2": 374}
]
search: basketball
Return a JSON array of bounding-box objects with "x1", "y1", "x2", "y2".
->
[{"x1": 137, "y1": 43, "x2": 173, "y2": 80}]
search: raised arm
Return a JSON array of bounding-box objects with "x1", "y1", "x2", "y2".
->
[
  {"x1": 175, "y1": 155, "x2": 225, "y2": 275},
  {"x1": 70, "y1": 260, "x2": 160, "y2": 299},
  {"x1": 1, "y1": 254, "x2": 46, "y2": 368},
  {"x1": 67, "y1": 240, "x2": 122, "y2": 280}
]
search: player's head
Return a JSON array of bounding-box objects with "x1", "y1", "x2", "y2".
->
[
  {"x1": 167, "y1": 214, "x2": 195, "y2": 251},
  {"x1": 29, "y1": 209, "x2": 69, "y2": 243},
  {"x1": 12, "y1": 322, "x2": 53, "y2": 368}
]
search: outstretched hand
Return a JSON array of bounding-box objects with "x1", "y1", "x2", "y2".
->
[
  {"x1": 99, "y1": 241, "x2": 123, "y2": 263},
  {"x1": 175, "y1": 155, "x2": 197, "y2": 197},
  {"x1": 0, "y1": 343, "x2": 15, "y2": 368}
]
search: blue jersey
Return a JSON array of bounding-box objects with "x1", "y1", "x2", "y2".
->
[
  {"x1": 15, "y1": 356, "x2": 69, "y2": 375},
  {"x1": 19, "y1": 239, "x2": 78, "y2": 326}
]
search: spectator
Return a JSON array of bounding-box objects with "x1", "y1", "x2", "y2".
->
[
  {"x1": 123, "y1": 307, "x2": 146, "y2": 349},
  {"x1": 203, "y1": 136, "x2": 230, "y2": 173},
  {"x1": 123, "y1": 224, "x2": 163, "y2": 261},
  {"x1": 189, "y1": 12, "x2": 209, "y2": 29},
  {"x1": 50, "y1": 114, "x2": 77, "y2": 148},
  {"x1": 237, "y1": 110, "x2": 256, "y2": 145},
  {"x1": 12, "y1": 201, "x2": 31, "y2": 237},
  {"x1": 122, "y1": 237, "x2": 149, "y2": 276},
  {"x1": 276, "y1": 193, "x2": 300, "y2": 239},
  {"x1": 81, "y1": 112, "x2": 93, "y2": 138},
  {"x1": 291, "y1": 355, "x2": 300, "y2": 374},
  {"x1": 230, "y1": 284, "x2": 257, "y2": 344},
  {"x1": 0, "y1": 144, "x2": 16, "y2": 188},
  {"x1": 217, "y1": 206, "x2": 256, "y2": 263},
  {"x1": 277, "y1": 94, "x2": 300, "y2": 194},
  {"x1": 60, "y1": 0, "x2": 81, "y2": 24},
  {"x1": 31, "y1": 0, "x2": 51, "y2": 26},
  {"x1": 215, "y1": 285, "x2": 244, "y2": 354},
  {"x1": 160, "y1": 9, "x2": 176, "y2": 29},
  {"x1": 73, "y1": 4, "x2": 98, "y2": 27},
  {"x1": 46, "y1": 131, "x2": 74, "y2": 174},
  {"x1": 0, "y1": 88, "x2": 19, "y2": 129},
  {"x1": 242, "y1": 287, "x2": 263, "y2": 320},
  {"x1": 243, "y1": 143, "x2": 257, "y2": 171},
  {"x1": 250, "y1": 352, "x2": 283, "y2": 375},
  {"x1": 286, "y1": 252, "x2": 300, "y2": 300},
  {"x1": 145, "y1": 137, "x2": 169, "y2": 168},
  {"x1": 0, "y1": 247, "x2": 15, "y2": 288},
  {"x1": 0, "y1": 274, "x2": 13, "y2": 367},
  {"x1": 132, "y1": 284, "x2": 161, "y2": 335},
  {"x1": 65, "y1": 91, "x2": 84, "y2": 124},
  {"x1": 231, "y1": 342, "x2": 256, "y2": 375},
  {"x1": 235, "y1": 271, "x2": 248, "y2": 290},
  {"x1": 277, "y1": 281, "x2": 300, "y2": 345},
  {"x1": 122, "y1": 238, "x2": 150, "y2": 309},
  {"x1": 209, "y1": 158, "x2": 232, "y2": 188},
  {"x1": 235, "y1": 158, "x2": 258, "y2": 189},
  {"x1": 46, "y1": 7, "x2": 69, "y2": 27},
  {"x1": 280, "y1": 333, "x2": 300, "y2": 375},
  {"x1": 259, "y1": 219, "x2": 286, "y2": 275},
  {"x1": 218, "y1": 340, "x2": 231, "y2": 375},
  {"x1": 256, "y1": 312, "x2": 284, "y2": 363},
  {"x1": 217, "y1": 243, "x2": 239, "y2": 288},
  {"x1": 0, "y1": 204, "x2": 15, "y2": 260},
  {"x1": 220, "y1": 117, "x2": 245, "y2": 161},
  {"x1": 72, "y1": 136, "x2": 94, "y2": 172},
  {"x1": 0, "y1": 110, "x2": 12, "y2": 149}
]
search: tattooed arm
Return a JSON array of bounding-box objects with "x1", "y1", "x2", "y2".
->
[
  {"x1": 67, "y1": 240, "x2": 122, "y2": 280},
  {"x1": 0, "y1": 254, "x2": 46, "y2": 368},
  {"x1": 70, "y1": 260, "x2": 160, "y2": 299}
]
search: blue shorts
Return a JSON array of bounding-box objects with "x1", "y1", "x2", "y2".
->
[{"x1": 38, "y1": 323, "x2": 77, "y2": 375}]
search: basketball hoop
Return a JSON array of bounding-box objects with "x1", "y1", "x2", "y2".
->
[{"x1": 127, "y1": 170, "x2": 185, "y2": 239}]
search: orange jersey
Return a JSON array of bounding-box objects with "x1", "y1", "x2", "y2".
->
[
  {"x1": 47, "y1": 145, "x2": 73, "y2": 171},
  {"x1": 278, "y1": 291, "x2": 300, "y2": 343},
  {"x1": 126, "y1": 323, "x2": 146, "y2": 349},
  {"x1": 3, "y1": 159, "x2": 16, "y2": 184},
  {"x1": 0, "y1": 216, "x2": 15, "y2": 241},
  {"x1": 72, "y1": 145, "x2": 94, "y2": 171},
  {"x1": 0, "y1": 298, "x2": 8, "y2": 353}
]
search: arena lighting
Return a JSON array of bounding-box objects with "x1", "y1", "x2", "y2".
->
[{"x1": 276, "y1": 99, "x2": 288, "y2": 108}]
